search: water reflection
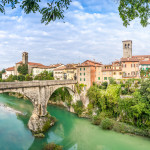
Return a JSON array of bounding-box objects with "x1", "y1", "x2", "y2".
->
[{"x1": 0, "y1": 94, "x2": 150, "y2": 150}]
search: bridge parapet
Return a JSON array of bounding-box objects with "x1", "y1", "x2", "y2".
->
[{"x1": 0, "y1": 80, "x2": 77, "y2": 90}]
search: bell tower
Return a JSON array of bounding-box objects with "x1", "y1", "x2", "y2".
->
[
  {"x1": 22, "y1": 52, "x2": 28, "y2": 64},
  {"x1": 123, "y1": 40, "x2": 132, "y2": 58}
]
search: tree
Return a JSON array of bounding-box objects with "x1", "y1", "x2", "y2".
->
[
  {"x1": 34, "y1": 70, "x2": 54, "y2": 80},
  {"x1": 0, "y1": 0, "x2": 71, "y2": 25},
  {"x1": 140, "y1": 69, "x2": 146, "y2": 79},
  {"x1": 118, "y1": 0, "x2": 150, "y2": 27},
  {"x1": 17, "y1": 64, "x2": 28, "y2": 75}
]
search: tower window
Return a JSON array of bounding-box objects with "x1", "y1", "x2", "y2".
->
[
  {"x1": 125, "y1": 44, "x2": 127, "y2": 48},
  {"x1": 128, "y1": 44, "x2": 130, "y2": 48}
]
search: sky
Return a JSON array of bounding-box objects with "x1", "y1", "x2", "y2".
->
[{"x1": 0, "y1": 0, "x2": 150, "y2": 70}]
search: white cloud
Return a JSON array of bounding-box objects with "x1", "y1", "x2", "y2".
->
[
  {"x1": 71, "y1": 1, "x2": 84, "y2": 10},
  {"x1": 0, "y1": 0, "x2": 150, "y2": 70}
]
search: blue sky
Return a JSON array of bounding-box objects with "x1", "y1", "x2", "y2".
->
[{"x1": 0, "y1": 0, "x2": 150, "y2": 70}]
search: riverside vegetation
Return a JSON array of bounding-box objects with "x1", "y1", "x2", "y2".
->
[
  {"x1": 49, "y1": 78, "x2": 150, "y2": 138},
  {"x1": 87, "y1": 77, "x2": 150, "y2": 137},
  {"x1": 1, "y1": 66, "x2": 150, "y2": 138}
]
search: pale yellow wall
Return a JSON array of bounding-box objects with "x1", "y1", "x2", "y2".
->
[
  {"x1": 95, "y1": 66, "x2": 103, "y2": 84},
  {"x1": 122, "y1": 62, "x2": 140, "y2": 78}
]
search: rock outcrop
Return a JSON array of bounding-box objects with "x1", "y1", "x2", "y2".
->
[{"x1": 28, "y1": 112, "x2": 55, "y2": 136}]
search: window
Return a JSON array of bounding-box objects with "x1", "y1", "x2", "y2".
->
[
  {"x1": 125, "y1": 44, "x2": 127, "y2": 48},
  {"x1": 84, "y1": 78, "x2": 85, "y2": 81},
  {"x1": 80, "y1": 78, "x2": 82, "y2": 81},
  {"x1": 114, "y1": 72, "x2": 116, "y2": 75},
  {"x1": 123, "y1": 64, "x2": 126, "y2": 68},
  {"x1": 104, "y1": 77, "x2": 107, "y2": 80},
  {"x1": 128, "y1": 44, "x2": 130, "y2": 48},
  {"x1": 80, "y1": 73, "x2": 82, "y2": 76},
  {"x1": 136, "y1": 64, "x2": 138, "y2": 67},
  {"x1": 80, "y1": 68, "x2": 82, "y2": 71},
  {"x1": 84, "y1": 73, "x2": 85, "y2": 76},
  {"x1": 84, "y1": 68, "x2": 85, "y2": 71},
  {"x1": 120, "y1": 72, "x2": 122, "y2": 75},
  {"x1": 98, "y1": 77, "x2": 100, "y2": 80},
  {"x1": 131, "y1": 64, "x2": 135, "y2": 68},
  {"x1": 103, "y1": 72, "x2": 106, "y2": 75}
]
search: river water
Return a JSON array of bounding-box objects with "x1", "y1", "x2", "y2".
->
[{"x1": 0, "y1": 94, "x2": 150, "y2": 150}]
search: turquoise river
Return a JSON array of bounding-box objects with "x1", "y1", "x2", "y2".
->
[{"x1": 0, "y1": 94, "x2": 150, "y2": 150}]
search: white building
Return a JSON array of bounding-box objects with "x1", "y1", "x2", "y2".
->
[{"x1": 2, "y1": 67, "x2": 15, "y2": 79}]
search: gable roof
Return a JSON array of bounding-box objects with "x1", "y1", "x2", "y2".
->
[{"x1": 6, "y1": 67, "x2": 14, "y2": 71}]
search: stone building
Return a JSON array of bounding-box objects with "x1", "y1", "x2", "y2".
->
[{"x1": 123, "y1": 40, "x2": 132, "y2": 58}]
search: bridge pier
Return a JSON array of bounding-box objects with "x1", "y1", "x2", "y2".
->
[{"x1": 28, "y1": 86, "x2": 53, "y2": 134}]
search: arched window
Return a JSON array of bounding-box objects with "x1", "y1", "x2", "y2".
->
[
  {"x1": 128, "y1": 44, "x2": 130, "y2": 48},
  {"x1": 125, "y1": 44, "x2": 127, "y2": 48}
]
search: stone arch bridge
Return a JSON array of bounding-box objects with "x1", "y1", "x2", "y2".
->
[{"x1": 0, "y1": 80, "x2": 78, "y2": 133}]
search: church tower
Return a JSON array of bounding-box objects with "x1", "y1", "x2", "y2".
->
[
  {"x1": 123, "y1": 40, "x2": 132, "y2": 58},
  {"x1": 22, "y1": 52, "x2": 28, "y2": 64}
]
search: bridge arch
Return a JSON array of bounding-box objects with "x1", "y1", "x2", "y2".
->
[{"x1": 0, "y1": 80, "x2": 78, "y2": 135}]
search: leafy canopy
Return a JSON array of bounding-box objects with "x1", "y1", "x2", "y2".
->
[
  {"x1": 0, "y1": 0, "x2": 71, "y2": 25},
  {"x1": 118, "y1": 0, "x2": 150, "y2": 27},
  {"x1": 1, "y1": 0, "x2": 150, "y2": 26}
]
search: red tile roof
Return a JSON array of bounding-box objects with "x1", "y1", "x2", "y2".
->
[
  {"x1": 121, "y1": 58, "x2": 139, "y2": 62},
  {"x1": 48, "y1": 64, "x2": 63, "y2": 69},
  {"x1": 54, "y1": 66, "x2": 66, "y2": 71},
  {"x1": 6, "y1": 67, "x2": 14, "y2": 71},
  {"x1": 77, "y1": 60, "x2": 103, "y2": 67},
  {"x1": 140, "y1": 60, "x2": 150, "y2": 65},
  {"x1": 132, "y1": 55, "x2": 150, "y2": 58}
]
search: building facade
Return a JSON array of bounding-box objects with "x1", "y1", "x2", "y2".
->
[{"x1": 77, "y1": 60, "x2": 102, "y2": 89}]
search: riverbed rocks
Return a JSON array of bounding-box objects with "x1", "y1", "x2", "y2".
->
[
  {"x1": 28, "y1": 112, "x2": 56, "y2": 137},
  {"x1": 0, "y1": 103, "x2": 24, "y2": 115}
]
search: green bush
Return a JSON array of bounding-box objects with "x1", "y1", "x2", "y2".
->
[
  {"x1": 72, "y1": 100, "x2": 84, "y2": 116},
  {"x1": 25, "y1": 74, "x2": 33, "y2": 81},
  {"x1": 92, "y1": 115, "x2": 101, "y2": 125},
  {"x1": 43, "y1": 143, "x2": 63, "y2": 150},
  {"x1": 121, "y1": 88, "x2": 128, "y2": 95},
  {"x1": 101, "y1": 82, "x2": 108, "y2": 89},
  {"x1": 17, "y1": 75, "x2": 25, "y2": 81},
  {"x1": 101, "y1": 118, "x2": 114, "y2": 130},
  {"x1": 109, "y1": 77, "x2": 116, "y2": 84}
]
